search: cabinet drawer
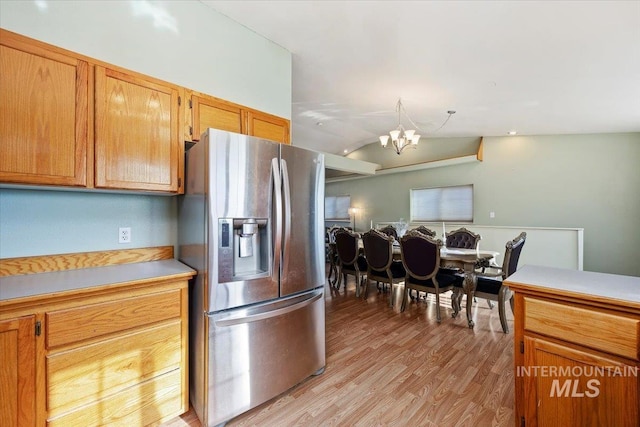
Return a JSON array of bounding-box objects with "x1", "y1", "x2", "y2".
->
[
  {"x1": 47, "y1": 369, "x2": 183, "y2": 427},
  {"x1": 47, "y1": 320, "x2": 182, "y2": 414},
  {"x1": 46, "y1": 289, "x2": 181, "y2": 348},
  {"x1": 524, "y1": 297, "x2": 640, "y2": 361}
]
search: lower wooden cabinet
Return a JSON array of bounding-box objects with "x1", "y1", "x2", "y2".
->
[
  {"x1": 0, "y1": 278, "x2": 188, "y2": 426},
  {"x1": 510, "y1": 286, "x2": 640, "y2": 427},
  {"x1": 0, "y1": 315, "x2": 36, "y2": 427},
  {"x1": 522, "y1": 335, "x2": 638, "y2": 426}
]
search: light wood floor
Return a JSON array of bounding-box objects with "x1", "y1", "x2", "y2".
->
[{"x1": 162, "y1": 275, "x2": 515, "y2": 427}]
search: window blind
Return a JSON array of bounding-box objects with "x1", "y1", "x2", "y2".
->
[
  {"x1": 410, "y1": 185, "x2": 473, "y2": 222},
  {"x1": 325, "y1": 195, "x2": 351, "y2": 220}
]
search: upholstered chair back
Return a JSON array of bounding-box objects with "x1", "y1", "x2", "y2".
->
[
  {"x1": 400, "y1": 231, "x2": 441, "y2": 279},
  {"x1": 446, "y1": 227, "x2": 481, "y2": 249}
]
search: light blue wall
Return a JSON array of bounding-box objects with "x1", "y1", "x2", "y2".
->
[
  {"x1": 0, "y1": 1, "x2": 291, "y2": 258},
  {"x1": 0, "y1": 189, "x2": 175, "y2": 258},
  {"x1": 326, "y1": 133, "x2": 640, "y2": 277}
]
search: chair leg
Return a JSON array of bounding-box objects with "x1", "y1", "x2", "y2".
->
[
  {"x1": 487, "y1": 299, "x2": 495, "y2": 309},
  {"x1": 509, "y1": 294, "x2": 515, "y2": 313},
  {"x1": 334, "y1": 267, "x2": 342, "y2": 290},
  {"x1": 363, "y1": 276, "x2": 370, "y2": 299},
  {"x1": 330, "y1": 261, "x2": 338, "y2": 286},
  {"x1": 355, "y1": 274, "x2": 360, "y2": 298},
  {"x1": 498, "y1": 288, "x2": 509, "y2": 333},
  {"x1": 401, "y1": 285, "x2": 409, "y2": 312},
  {"x1": 435, "y1": 290, "x2": 442, "y2": 323}
]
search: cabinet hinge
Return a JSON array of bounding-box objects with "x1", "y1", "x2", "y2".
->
[
  {"x1": 188, "y1": 99, "x2": 193, "y2": 109},
  {"x1": 189, "y1": 126, "x2": 193, "y2": 135},
  {"x1": 178, "y1": 96, "x2": 181, "y2": 106},
  {"x1": 35, "y1": 321, "x2": 41, "y2": 336},
  {"x1": 520, "y1": 340, "x2": 524, "y2": 354},
  {"x1": 520, "y1": 416, "x2": 525, "y2": 427}
]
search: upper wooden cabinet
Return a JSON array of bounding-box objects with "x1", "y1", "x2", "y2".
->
[
  {"x1": 94, "y1": 67, "x2": 181, "y2": 192},
  {"x1": 188, "y1": 91, "x2": 290, "y2": 144},
  {"x1": 190, "y1": 94, "x2": 245, "y2": 140},
  {"x1": 1, "y1": 29, "x2": 290, "y2": 193},
  {"x1": 0, "y1": 31, "x2": 89, "y2": 186},
  {"x1": 247, "y1": 110, "x2": 290, "y2": 144}
]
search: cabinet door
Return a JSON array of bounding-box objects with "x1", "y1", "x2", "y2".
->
[
  {"x1": 523, "y1": 336, "x2": 639, "y2": 427},
  {"x1": 191, "y1": 94, "x2": 244, "y2": 140},
  {"x1": 0, "y1": 31, "x2": 88, "y2": 186},
  {"x1": 247, "y1": 110, "x2": 290, "y2": 144},
  {"x1": 0, "y1": 315, "x2": 36, "y2": 427},
  {"x1": 95, "y1": 66, "x2": 179, "y2": 192}
]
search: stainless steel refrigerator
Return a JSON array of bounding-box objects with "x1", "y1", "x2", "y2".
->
[{"x1": 178, "y1": 129, "x2": 325, "y2": 426}]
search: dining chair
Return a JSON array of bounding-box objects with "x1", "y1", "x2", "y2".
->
[
  {"x1": 440, "y1": 227, "x2": 483, "y2": 280},
  {"x1": 410, "y1": 225, "x2": 437, "y2": 237},
  {"x1": 455, "y1": 232, "x2": 527, "y2": 333},
  {"x1": 361, "y1": 229, "x2": 406, "y2": 302},
  {"x1": 399, "y1": 231, "x2": 458, "y2": 322},
  {"x1": 379, "y1": 225, "x2": 398, "y2": 240},
  {"x1": 445, "y1": 227, "x2": 481, "y2": 249},
  {"x1": 334, "y1": 228, "x2": 368, "y2": 297}
]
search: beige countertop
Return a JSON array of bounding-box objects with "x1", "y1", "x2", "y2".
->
[
  {"x1": 505, "y1": 265, "x2": 640, "y2": 305},
  {"x1": 0, "y1": 259, "x2": 195, "y2": 303}
]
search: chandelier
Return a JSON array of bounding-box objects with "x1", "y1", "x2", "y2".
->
[{"x1": 379, "y1": 98, "x2": 455, "y2": 155}]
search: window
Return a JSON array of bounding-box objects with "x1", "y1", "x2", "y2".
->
[
  {"x1": 325, "y1": 195, "x2": 350, "y2": 220},
  {"x1": 410, "y1": 185, "x2": 473, "y2": 222}
]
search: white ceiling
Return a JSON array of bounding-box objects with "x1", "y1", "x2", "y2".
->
[{"x1": 202, "y1": 1, "x2": 640, "y2": 155}]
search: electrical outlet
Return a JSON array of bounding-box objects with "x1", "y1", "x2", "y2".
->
[{"x1": 119, "y1": 227, "x2": 131, "y2": 244}]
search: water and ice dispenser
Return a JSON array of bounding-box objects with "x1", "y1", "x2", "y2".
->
[{"x1": 218, "y1": 218, "x2": 269, "y2": 283}]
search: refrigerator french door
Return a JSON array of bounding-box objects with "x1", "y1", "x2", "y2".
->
[{"x1": 178, "y1": 129, "x2": 325, "y2": 427}]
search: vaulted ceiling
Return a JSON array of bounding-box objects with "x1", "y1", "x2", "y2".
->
[{"x1": 202, "y1": 1, "x2": 640, "y2": 155}]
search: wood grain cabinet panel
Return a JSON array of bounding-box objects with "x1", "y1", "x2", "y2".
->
[
  {"x1": 188, "y1": 92, "x2": 290, "y2": 144},
  {"x1": 0, "y1": 32, "x2": 88, "y2": 186},
  {"x1": 191, "y1": 94, "x2": 245, "y2": 140},
  {"x1": 47, "y1": 320, "x2": 182, "y2": 415},
  {"x1": 46, "y1": 288, "x2": 181, "y2": 348},
  {"x1": 524, "y1": 297, "x2": 640, "y2": 360},
  {"x1": 47, "y1": 369, "x2": 183, "y2": 427},
  {"x1": 95, "y1": 66, "x2": 180, "y2": 192},
  {"x1": 0, "y1": 315, "x2": 36, "y2": 427},
  {"x1": 247, "y1": 110, "x2": 290, "y2": 144},
  {"x1": 524, "y1": 337, "x2": 639, "y2": 427}
]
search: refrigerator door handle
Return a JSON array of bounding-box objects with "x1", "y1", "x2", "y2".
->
[
  {"x1": 280, "y1": 158, "x2": 292, "y2": 276},
  {"x1": 272, "y1": 157, "x2": 282, "y2": 283},
  {"x1": 214, "y1": 291, "x2": 322, "y2": 326}
]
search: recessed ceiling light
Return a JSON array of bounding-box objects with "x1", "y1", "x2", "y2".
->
[
  {"x1": 316, "y1": 121, "x2": 323, "y2": 126},
  {"x1": 343, "y1": 149, "x2": 349, "y2": 154},
  {"x1": 508, "y1": 131, "x2": 517, "y2": 135}
]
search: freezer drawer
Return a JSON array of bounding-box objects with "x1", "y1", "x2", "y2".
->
[{"x1": 204, "y1": 289, "x2": 325, "y2": 426}]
